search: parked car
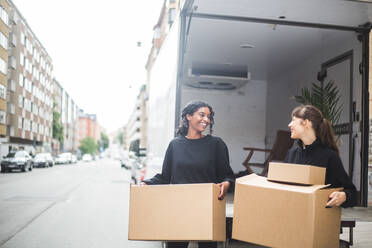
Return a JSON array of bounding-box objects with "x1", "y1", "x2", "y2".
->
[
  {"x1": 71, "y1": 155, "x2": 77, "y2": 164},
  {"x1": 33, "y1": 153, "x2": 54, "y2": 168},
  {"x1": 55, "y1": 152, "x2": 73, "y2": 164},
  {"x1": 1, "y1": 151, "x2": 33, "y2": 172},
  {"x1": 82, "y1": 154, "x2": 93, "y2": 162},
  {"x1": 131, "y1": 158, "x2": 146, "y2": 184},
  {"x1": 120, "y1": 156, "x2": 132, "y2": 170}
]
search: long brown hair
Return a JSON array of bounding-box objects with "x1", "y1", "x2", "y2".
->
[{"x1": 291, "y1": 105, "x2": 339, "y2": 153}]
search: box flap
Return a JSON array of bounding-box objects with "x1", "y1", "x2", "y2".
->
[
  {"x1": 268, "y1": 162, "x2": 326, "y2": 185},
  {"x1": 237, "y1": 174, "x2": 328, "y2": 193}
]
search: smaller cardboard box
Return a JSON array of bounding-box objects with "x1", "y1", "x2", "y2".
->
[
  {"x1": 268, "y1": 162, "x2": 326, "y2": 185},
  {"x1": 128, "y1": 183, "x2": 226, "y2": 241},
  {"x1": 232, "y1": 173, "x2": 342, "y2": 248}
]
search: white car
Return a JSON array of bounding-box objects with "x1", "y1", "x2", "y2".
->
[
  {"x1": 71, "y1": 155, "x2": 77, "y2": 164},
  {"x1": 55, "y1": 152, "x2": 73, "y2": 164},
  {"x1": 82, "y1": 154, "x2": 93, "y2": 162},
  {"x1": 33, "y1": 153, "x2": 54, "y2": 168}
]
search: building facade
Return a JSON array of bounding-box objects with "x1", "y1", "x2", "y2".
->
[
  {"x1": 2, "y1": 1, "x2": 54, "y2": 156},
  {"x1": 0, "y1": 0, "x2": 9, "y2": 156},
  {"x1": 77, "y1": 110, "x2": 100, "y2": 148},
  {"x1": 126, "y1": 85, "x2": 147, "y2": 154},
  {"x1": 51, "y1": 78, "x2": 62, "y2": 154}
]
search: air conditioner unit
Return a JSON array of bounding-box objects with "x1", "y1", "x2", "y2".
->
[{"x1": 185, "y1": 63, "x2": 251, "y2": 90}]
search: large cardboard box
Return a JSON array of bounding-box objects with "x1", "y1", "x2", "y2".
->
[
  {"x1": 232, "y1": 173, "x2": 342, "y2": 248},
  {"x1": 268, "y1": 162, "x2": 326, "y2": 185},
  {"x1": 128, "y1": 183, "x2": 226, "y2": 241}
]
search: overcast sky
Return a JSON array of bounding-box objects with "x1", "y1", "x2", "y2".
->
[{"x1": 11, "y1": 0, "x2": 164, "y2": 133}]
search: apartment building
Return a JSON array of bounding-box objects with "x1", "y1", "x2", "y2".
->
[
  {"x1": 0, "y1": 0, "x2": 9, "y2": 156},
  {"x1": 145, "y1": 0, "x2": 181, "y2": 78},
  {"x1": 126, "y1": 85, "x2": 147, "y2": 154},
  {"x1": 77, "y1": 110, "x2": 100, "y2": 147},
  {"x1": 60, "y1": 90, "x2": 79, "y2": 153},
  {"x1": 2, "y1": 2, "x2": 54, "y2": 156},
  {"x1": 51, "y1": 78, "x2": 62, "y2": 154}
]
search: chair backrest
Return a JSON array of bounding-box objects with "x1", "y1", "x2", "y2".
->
[{"x1": 270, "y1": 130, "x2": 294, "y2": 161}]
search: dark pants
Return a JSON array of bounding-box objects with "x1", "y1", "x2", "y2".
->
[{"x1": 167, "y1": 241, "x2": 217, "y2": 248}]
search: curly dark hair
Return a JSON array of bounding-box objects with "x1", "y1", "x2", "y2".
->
[{"x1": 176, "y1": 100, "x2": 215, "y2": 136}]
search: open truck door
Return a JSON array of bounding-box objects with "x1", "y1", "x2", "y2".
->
[{"x1": 147, "y1": 0, "x2": 371, "y2": 206}]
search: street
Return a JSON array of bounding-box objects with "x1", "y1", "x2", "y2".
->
[{"x1": 0, "y1": 158, "x2": 162, "y2": 248}]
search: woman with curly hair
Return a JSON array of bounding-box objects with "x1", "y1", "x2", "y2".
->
[{"x1": 142, "y1": 100, "x2": 234, "y2": 248}]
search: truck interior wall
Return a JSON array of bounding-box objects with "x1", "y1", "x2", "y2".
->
[
  {"x1": 265, "y1": 30, "x2": 363, "y2": 190},
  {"x1": 181, "y1": 80, "x2": 267, "y2": 173}
]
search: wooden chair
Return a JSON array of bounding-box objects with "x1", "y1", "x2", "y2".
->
[{"x1": 242, "y1": 130, "x2": 294, "y2": 176}]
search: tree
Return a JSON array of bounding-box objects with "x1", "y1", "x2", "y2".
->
[
  {"x1": 98, "y1": 132, "x2": 109, "y2": 150},
  {"x1": 52, "y1": 111, "x2": 64, "y2": 143},
  {"x1": 79, "y1": 137, "x2": 98, "y2": 155},
  {"x1": 117, "y1": 132, "x2": 124, "y2": 145}
]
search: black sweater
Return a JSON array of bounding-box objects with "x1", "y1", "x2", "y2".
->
[
  {"x1": 143, "y1": 135, "x2": 234, "y2": 185},
  {"x1": 284, "y1": 139, "x2": 357, "y2": 208}
]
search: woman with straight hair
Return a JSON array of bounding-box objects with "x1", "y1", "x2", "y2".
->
[
  {"x1": 285, "y1": 105, "x2": 356, "y2": 207},
  {"x1": 142, "y1": 100, "x2": 234, "y2": 248}
]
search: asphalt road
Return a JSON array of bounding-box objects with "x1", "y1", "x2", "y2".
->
[{"x1": 0, "y1": 158, "x2": 162, "y2": 248}]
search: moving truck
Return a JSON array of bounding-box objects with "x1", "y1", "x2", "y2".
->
[{"x1": 145, "y1": 0, "x2": 371, "y2": 206}]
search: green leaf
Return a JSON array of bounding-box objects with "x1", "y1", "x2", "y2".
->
[{"x1": 292, "y1": 79, "x2": 343, "y2": 126}]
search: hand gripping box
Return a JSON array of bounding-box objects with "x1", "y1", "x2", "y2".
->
[
  {"x1": 232, "y1": 163, "x2": 342, "y2": 248},
  {"x1": 128, "y1": 183, "x2": 226, "y2": 241}
]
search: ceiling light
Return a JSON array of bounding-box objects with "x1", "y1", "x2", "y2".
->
[{"x1": 240, "y1": 44, "x2": 255, "y2": 48}]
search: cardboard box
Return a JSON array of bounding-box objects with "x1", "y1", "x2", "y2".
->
[
  {"x1": 268, "y1": 162, "x2": 326, "y2": 185},
  {"x1": 128, "y1": 183, "x2": 226, "y2": 241},
  {"x1": 232, "y1": 174, "x2": 342, "y2": 248}
]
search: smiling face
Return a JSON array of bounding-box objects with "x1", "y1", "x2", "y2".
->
[
  {"x1": 288, "y1": 116, "x2": 306, "y2": 139},
  {"x1": 186, "y1": 107, "x2": 211, "y2": 134}
]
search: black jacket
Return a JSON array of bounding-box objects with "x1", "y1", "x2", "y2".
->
[
  {"x1": 143, "y1": 135, "x2": 234, "y2": 185},
  {"x1": 285, "y1": 139, "x2": 357, "y2": 208}
]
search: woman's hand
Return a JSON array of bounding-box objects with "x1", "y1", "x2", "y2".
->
[
  {"x1": 326, "y1": 191, "x2": 346, "y2": 207},
  {"x1": 218, "y1": 181, "x2": 230, "y2": 200},
  {"x1": 140, "y1": 182, "x2": 147, "y2": 186}
]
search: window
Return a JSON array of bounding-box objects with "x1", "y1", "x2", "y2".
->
[
  {"x1": 153, "y1": 27, "x2": 161, "y2": 39},
  {"x1": 0, "y1": 110, "x2": 6, "y2": 124},
  {"x1": 0, "y1": 57, "x2": 6, "y2": 75},
  {"x1": 32, "y1": 121, "x2": 37, "y2": 133},
  {"x1": 18, "y1": 117, "x2": 22, "y2": 129},
  {"x1": 20, "y1": 32, "x2": 25, "y2": 45},
  {"x1": 33, "y1": 104, "x2": 38, "y2": 115},
  {"x1": 24, "y1": 119, "x2": 30, "y2": 131},
  {"x1": 0, "y1": 84, "x2": 5, "y2": 99},
  {"x1": 18, "y1": 95, "x2": 23, "y2": 108},
  {"x1": 0, "y1": 31, "x2": 7, "y2": 50},
  {"x1": 0, "y1": 6, "x2": 8, "y2": 26},
  {"x1": 19, "y1": 74, "x2": 24, "y2": 87},
  {"x1": 39, "y1": 124, "x2": 44, "y2": 134},
  {"x1": 168, "y1": 8, "x2": 176, "y2": 25},
  {"x1": 19, "y1": 53, "x2": 24, "y2": 66}
]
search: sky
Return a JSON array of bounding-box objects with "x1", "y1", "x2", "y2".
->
[{"x1": 11, "y1": 0, "x2": 164, "y2": 133}]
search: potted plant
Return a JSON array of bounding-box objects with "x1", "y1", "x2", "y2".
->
[{"x1": 292, "y1": 70, "x2": 343, "y2": 126}]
